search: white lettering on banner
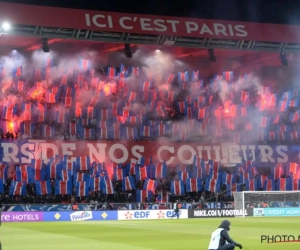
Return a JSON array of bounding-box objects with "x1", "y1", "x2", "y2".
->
[
  {"x1": 108, "y1": 144, "x2": 128, "y2": 164},
  {"x1": 193, "y1": 209, "x2": 247, "y2": 217},
  {"x1": 131, "y1": 145, "x2": 144, "y2": 164},
  {"x1": 157, "y1": 146, "x2": 175, "y2": 165},
  {"x1": 61, "y1": 143, "x2": 76, "y2": 164},
  {"x1": 87, "y1": 143, "x2": 106, "y2": 163},
  {"x1": 177, "y1": 145, "x2": 196, "y2": 165},
  {"x1": 84, "y1": 13, "x2": 248, "y2": 38},
  {"x1": 20, "y1": 143, "x2": 35, "y2": 164},
  {"x1": 0, "y1": 141, "x2": 291, "y2": 164},
  {"x1": 118, "y1": 209, "x2": 188, "y2": 220}
]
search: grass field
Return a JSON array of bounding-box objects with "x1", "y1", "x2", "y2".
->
[{"x1": 2, "y1": 217, "x2": 300, "y2": 250}]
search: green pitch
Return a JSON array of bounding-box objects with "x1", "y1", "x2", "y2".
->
[{"x1": 2, "y1": 217, "x2": 300, "y2": 250}]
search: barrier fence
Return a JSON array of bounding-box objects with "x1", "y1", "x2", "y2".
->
[{"x1": 1, "y1": 202, "x2": 235, "y2": 211}]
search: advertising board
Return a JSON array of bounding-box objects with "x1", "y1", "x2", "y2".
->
[
  {"x1": 1, "y1": 212, "x2": 44, "y2": 222},
  {"x1": 188, "y1": 209, "x2": 248, "y2": 218},
  {"x1": 118, "y1": 209, "x2": 188, "y2": 220},
  {"x1": 253, "y1": 207, "x2": 300, "y2": 217},
  {"x1": 43, "y1": 211, "x2": 118, "y2": 221}
]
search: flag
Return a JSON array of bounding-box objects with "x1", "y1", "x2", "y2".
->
[
  {"x1": 271, "y1": 164, "x2": 284, "y2": 179},
  {"x1": 20, "y1": 122, "x2": 35, "y2": 137},
  {"x1": 100, "y1": 178, "x2": 114, "y2": 194},
  {"x1": 205, "y1": 177, "x2": 220, "y2": 192},
  {"x1": 222, "y1": 173, "x2": 235, "y2": 185},
  {"x1": 171, "y1": 180, "x2": 185, "y2": 194},
  {"x1": 78, "y1": 59, "x2": 91, "y2": 70},
  {"x1": 178, "y1": 71, "x2": 189, "y2": 82},
  {"x1": 58, "y1": 170, "x2": 71, "y2": 181},
  {"x1": 192, "y1": 70, "x2": 199, "y2": 81},
  {"x1": 245, "y1": 179, "x2": 257, "y2": 191},
  {"x1": 136, "y1": 166, "x2": 147, "y2": 181},
  {"x1": 0, "y1": 179, "x2": 3, "y2": 194},
  {"x1": 186, "y1": 178, "x2": 202, "y2": 192},
  {"x1": 143, "y1": 178, "x2": 157, "y2": 192},
  {"x1": 9, "y1": 181, "x2": 26, "y2": 195},
  {"x1": 55, "y1": 180, "x2": 71, "y2": 195},
  {"x1": 140, "y1": 81, "x2": 152, "y2": 92},
  {"x1": 114, "y1": 166, "x2": 124, "y2": 181},
  {"x1": 13, "y1": 66, "x2": 22, "y2": 77},
  {"x1": 122, "y1": 176, "x2": 136, "y2": 191},
  {"x1": 223, "y1": 71, "x2": 233, "y2": 81},
  {"x1": 35, "y1": 180, "x2": 51, "y2": 195},
  {"x1": 46, "y1": 163, "x2": 61, "y2": 179},
  {"x1": 30, "y1": 166, "x2": 45, "y2": 181},
  {"x1": 263, "y1": 179, "x2": 275, "y2": 191},
  {"x1": 90, "y1": 177, "x2": 101, "y2": 191},
  {"x1": 136, "y1": 190, "x2": 152, "y2": 202},
  {"x1": 107, "y1": 67, "x2": 116, "y2": 78},
  {"x1": 278, "y1": 178, "x2": 291, "y2": 191},
  {"x1": 76, "y1": 181, "x2": 89, "y2": 196},
  {"x1": 16, "y1": 166, "x2": 31, "y2": 183},
  {"x1": 178, "y1": 171, "x2": 190, "y2": 183},
  {"x1": 76, "y1": 156, "x2": 90, "y2": 171},
  {"x1": 154, "y1": 163, "x2": 167, "y2": 178}
]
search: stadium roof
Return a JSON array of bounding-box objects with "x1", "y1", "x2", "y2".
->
[{"x1": 1, "y1": 0, "x2": 300, "y2": 25}]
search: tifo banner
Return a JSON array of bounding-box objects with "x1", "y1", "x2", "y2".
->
[
  {"x1": 118, "y1": 209, "x2": 188, "y2": 220},
  {"x1": 0, "y1": 140, "x2": 297, "y2": 165},
  {"x1": 1, "y1": 212, "x2": 44, "y2": 222},
  {"x1": 253, "y1": 207, "x2": 300, "y2": 217},
  {"x1": 43, "y1": 211, "x2": 118, "y2": 221},
  {"x1": 0, "y1": 2, "x2": 300, "y2": 43},
  {"x1": 188, "y1": 209, "x2": 248, "y2": 218}
]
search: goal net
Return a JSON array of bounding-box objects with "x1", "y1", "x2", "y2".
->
[{"x1": 233, "y1": 191, "x2": 300, "y2": 217}]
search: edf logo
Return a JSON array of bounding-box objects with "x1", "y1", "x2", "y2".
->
[
  {"x1": 166, "y1": 211, "x2": 181, "y2": 217},
  {"x1": 134, "y1": 211, "x2": 150, "y2": 218}
]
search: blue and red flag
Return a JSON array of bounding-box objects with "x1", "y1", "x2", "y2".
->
[
  {"x1": 55, "y1": 180, "x2": 72, "y2": 195},
  {"x1": 90, "y1": 177, "x2": 101, "y2": 191},
  {"x1": 122, "y1": 176, "x2": 136, "y2": 191},
  {"x1": 16, "y1": 166, "x2": 31, "y2": 183},
  {"x1": 76, "y1": 156, "x2": 90, "y2": 171},
  {"x1": 171, "y1": 180, "x2": 185, "y2": 194},
  {"x1": 154, "y1": 163, "x2": 167, "y2": 178},
  {"x1": 13, "y1": 66, "x2": 22, "y2": 77},
  {"x1": 289, "y1": 111, "x2": 300, "y2": 123},
  {"x1": 78, "y1": 59, "x2": 91, "y2": 70},
  {"x1": 186, "y1": 178, "x2": 202, "y2": 192},
  {"x1": 58, "y1": 170, "x2": 71, "y2": 181},
  {"x1": 136, "y1": 190, "x2": 152, "y2": 202},
  {"x1": 9, "y1": 181, "x2": 26, "y2": 195},
  {"x1": 76, "y1": 181, "x2": 89, "y2": 196},
  {"x1": 157, "y1": 192, "x2": 169, "y2": 202},
  {"x1": 143, "y1": 178, "x2": 157, "y2": 192},
  {"x1": 178, "y1": 171, "x2": 190, "y2": 183},
  {"x1": 100, "y1": 178, "x2": 114, "y2": 194},
  {"x1": 222, "y1": 71, "x2": 233, "y2": 82},
  {"x1": 35, "y1": 180, "x2": 51, "y2": 195},
  {"x1": 192, "y1": 70, "x2": 199, "y2": 81},
  {"x1": 114, "y1": 166, "x2": 124, "y2": 181},
  {"x1": 107, "y1": 67, "x2": 116, "y2": 78},
  {"x1": 46, "y1": 163, "x2": 61, "y2": 179},
  {"x1": 205, "y1": 177, "x2": 220, "y2": 192},
  {"x1": 178, "y1": 71, "x2": 189, "y2": 82},
  {"x1": 271, "y1": 163, "x2": 284, "y2": 179},
  {"x1": 140, "y1": 81, "x2": 152, "y2": 92},
  {"x1": 30, "y1": 166, "x2": 45, "y2": 181},
  {"x1": 277, "y1": 178, "x2": 292, "y2": 191},
  {"x1": 263, "y1": 178, "x2": 275, "y2": 191},
  {"x1": 245, "y1": 179, "x2": 257, "y2": 191},
  {"x1": 136, "y1": 166, "x2": 147, "y2": 181}
]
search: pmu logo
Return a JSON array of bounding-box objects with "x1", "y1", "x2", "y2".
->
[
  {"x1": 261, "y1": 235, "x2": 300, "y2": 243},
  {"x1": 125, "y1": 211, "x2": 133, "y2": 220}
]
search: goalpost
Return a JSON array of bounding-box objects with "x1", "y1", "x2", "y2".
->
[{"x1": 233, "y1": 191, "x2": 300, "y2": 217}]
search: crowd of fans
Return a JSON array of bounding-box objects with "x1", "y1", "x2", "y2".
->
[{"x1": 0, "y1": 58, "x2": 299, "y2": 206}]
